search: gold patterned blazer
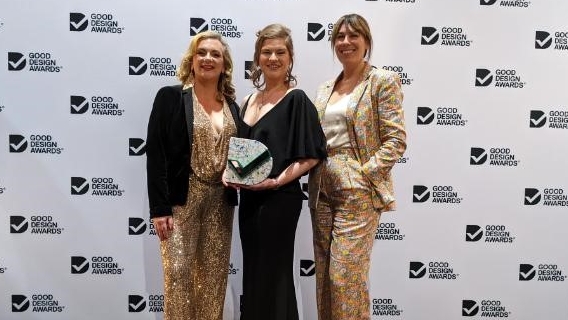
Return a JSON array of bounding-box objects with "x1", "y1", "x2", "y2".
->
[{"x1": 308, "y1": 63, "x2": 407, "y2": 213}]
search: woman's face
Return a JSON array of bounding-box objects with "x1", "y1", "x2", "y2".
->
[
  {"x1": 192, "y1": 38, "x2": 225, "y2": 83},
  {"x1": 334, "y1": 23, "x2": 369, "y2": 66},
  {"x1": 258, "y1": 38, "x2": 291, "y2": 83}
]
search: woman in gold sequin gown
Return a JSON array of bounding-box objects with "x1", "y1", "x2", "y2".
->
[{"x1": 146, "y1": 31, "x2": 241, "y2": 320}]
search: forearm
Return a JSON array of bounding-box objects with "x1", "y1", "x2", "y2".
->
[
  {"x1": 362, "y1": 133, "x2": 406, "y2": 176},
  {"x1": 274, "y1": 158, "x2": 320, "y2": 187}
]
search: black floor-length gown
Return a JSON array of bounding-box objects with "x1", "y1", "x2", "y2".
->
[{"x1": 238, "y1": 89, "x2": 326, "y2": 320}]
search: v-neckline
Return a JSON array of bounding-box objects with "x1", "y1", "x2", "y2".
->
[
  {"x1": 194, "y1": 93, "x2": 225, "y2": 136},
  {"x1": 243, "y1": 89, "x2": 295, "y2": 128}
]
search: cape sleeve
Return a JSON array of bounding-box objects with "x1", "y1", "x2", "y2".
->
[{"x1": 284, "y1": 90, "x2": 327, "y2": 162}]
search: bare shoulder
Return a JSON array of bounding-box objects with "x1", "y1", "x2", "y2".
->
[{"x1": 240, "y1": 92, "x2": 260, "y2": 108}]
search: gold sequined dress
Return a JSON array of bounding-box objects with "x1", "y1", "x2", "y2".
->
[{"x1": 160, "y1": 92, "x2": 237, "y2": 320}]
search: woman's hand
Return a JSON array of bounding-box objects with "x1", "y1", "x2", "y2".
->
[
  {"x1": 222, "y1": 169, "x2": 241, "y2": 190},
  {"x1": 152, "y1": 216, "x2": 174, "y2": 241}
]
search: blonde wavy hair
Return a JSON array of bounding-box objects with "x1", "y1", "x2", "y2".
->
[
  {"x1": 177, "y1": 31, "x2": 236, "y2": 101},
  {"x1": 249, "y1": 23, "x2": 297, "y2": 89}
]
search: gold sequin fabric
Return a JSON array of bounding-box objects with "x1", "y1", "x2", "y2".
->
[
  {"x1": 191, "y1": 93, "x2": 235, "y2": 183},
  {"x1": 160, "y1": 93, "x2": 237, "y2": 320}
]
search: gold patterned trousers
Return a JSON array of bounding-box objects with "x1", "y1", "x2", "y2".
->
[
  {"x1": 311, "y1": 148, "x2": 381, "y2": 320},
  {"x1": 160, "y1": 174, "x2": 234, "y2": 320}
]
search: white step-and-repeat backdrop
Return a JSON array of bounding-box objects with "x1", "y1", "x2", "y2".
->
[{"x1": 1, "y1": 0, "x2": 567, "y2": 319}]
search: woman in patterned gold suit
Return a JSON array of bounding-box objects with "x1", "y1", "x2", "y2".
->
[
  {"x1": 308, "y1": 14, "x2": 407, "y2": 320},
  {"x1": 146, "y1": 31, "x2": 240, "y2": 320}
]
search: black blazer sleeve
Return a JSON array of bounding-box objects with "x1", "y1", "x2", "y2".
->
[
  {"x1": 225, "y1": 98, "x2": 241, "y2": 206},
  {"x1": 146, "y1": 86, "x2": 179, "y2": 218}
]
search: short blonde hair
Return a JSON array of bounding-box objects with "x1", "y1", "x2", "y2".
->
[{"x1": 177, "y1": 31, "x2": 236, "y2": 101}]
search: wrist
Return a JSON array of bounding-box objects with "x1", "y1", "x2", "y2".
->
[{"x1": 273, "y1": 178, "x2": 280, "y2": 190}]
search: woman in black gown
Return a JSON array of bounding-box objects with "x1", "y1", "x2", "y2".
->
[{"x1": 232, "y1": 24, "x2": 326, "y2": 320}]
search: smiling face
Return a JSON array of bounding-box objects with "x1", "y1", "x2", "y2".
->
[
  {"x1": 257, "y1": 38, "x2": 291, "y2": 83},
  {"x1": 333, "y1": 22, "x2": 370, "y2": 67},
  {"x1": 191, "y1": 38, "x2": 225, "y2": 83}
]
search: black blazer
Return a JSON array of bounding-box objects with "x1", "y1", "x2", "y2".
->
[{"x1": 146, "y1": 85, "x2": 240, "y2": 218}]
